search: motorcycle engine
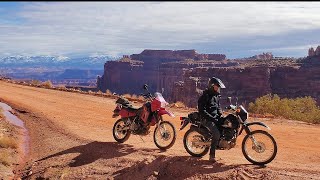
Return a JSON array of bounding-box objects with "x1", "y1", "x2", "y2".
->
[
  {"x1": 218, "y1": 128, "x2": 237, "y2": 150},
  {"x1": 131, "y1": 118, "x2": 150, "y2": 135}
]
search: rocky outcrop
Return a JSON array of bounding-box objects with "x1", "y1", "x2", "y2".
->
[
  {"x1": 308, "y1": 46, "x2": 320, "y2": 57},
  {"x1": 130, "y1": 49, "x2": 226, "y2": 62},
  {"x1": 243, "y1": 52, "x2": 274, "y2": 60},
  {"x1": 97, "y1": 49, "x2": 320, "y2": 108}
]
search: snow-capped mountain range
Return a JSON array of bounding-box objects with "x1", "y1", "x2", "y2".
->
[{"x1": 0, "y1": 55, "x2": 120, "y2": 69}]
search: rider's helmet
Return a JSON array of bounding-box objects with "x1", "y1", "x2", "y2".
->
[{"x1": 208, "y1": 77, "x2": 226, "y2": 89}]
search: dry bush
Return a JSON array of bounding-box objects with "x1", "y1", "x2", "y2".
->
[
  {"x1": 105, "y1": 89, "x2": 112, "y2": 95},
  {"x1": 56, "y1": 85, "x2": 67, "y2": 91},
  {"x1": 0, "y1": 137, "x2": 18, "y2": 149},
  {"x1": 248, "y1": 94, "x2": 320, "y2": 124},
  {"x1": 30, "y1": 80, "x2": 41, "y2": 86},
  {"x1": 42, "y1": 80, "x2": 53, "y2": 89}
]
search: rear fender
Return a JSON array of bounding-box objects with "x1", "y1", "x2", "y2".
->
[{"x1": 180, "y1": 117, "x2": 190, "y2": 130}]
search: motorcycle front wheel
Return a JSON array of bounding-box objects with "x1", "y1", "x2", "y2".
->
[
  {"x1": 153, "y1": 121, "x2": 176, "y2": 150},
  {"x1": 112, "y1": 118, "x2": 131, "y2": 143},
  {"x1": 183, "y1": 129, "x2": 210, "y2": 157},
  {"x1": 242, "y1": 130, "x2": 277, "y2": 165}
]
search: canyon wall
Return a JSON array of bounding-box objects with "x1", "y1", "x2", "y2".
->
[{"x1": 97, "y1": 49, "x2": 320, "y2": 108}]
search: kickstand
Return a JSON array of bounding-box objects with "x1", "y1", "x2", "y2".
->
[{"x1": 139, "y1": 135, "x2": 145, "y2": 143}]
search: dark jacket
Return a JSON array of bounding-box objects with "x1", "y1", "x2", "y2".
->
[{"x1": 197, "y1": 88, "x2": 223, "y2": 123}]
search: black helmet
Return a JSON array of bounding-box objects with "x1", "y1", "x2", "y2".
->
[{"x1": 208, "y1": 77, "x2": 226, "y2": 89}]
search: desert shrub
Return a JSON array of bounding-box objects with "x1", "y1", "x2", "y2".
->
[
  {"x1": 248, "y1": 94, "x2": 320, "y2": 124},
  {"x1": 30, "y1": 80, "x2": 41, "y2": 86},
  {"x1": 0, "y1": 137, "x2": 18, "y2": 149},
  {"x1": 56, "y1": 85, "x2": 67, "y2": 91},
  {"x1": 105, "y1": 89, "x2": 112, "y2": 95},
  {"x1": 42, "y1": 80, "x2": 53, "y2": 89}
]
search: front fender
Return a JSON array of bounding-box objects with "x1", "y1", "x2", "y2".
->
[
  {"x1": 158, "y1": 109, "x2": 175, "y2": 117},
  {"x1": 246, "y1": 122, "x2": 271, "y2": 130},
  {"x1": 239, "y1": 122, "x2": 271, "y2": 135}
]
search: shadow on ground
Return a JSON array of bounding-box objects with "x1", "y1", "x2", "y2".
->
[
  {"x1": 112, "y1": 155, "x2": 267, "y2": 180},
  {"x1": 36, "y1": 141, "x2": 158, "y2": 167}
]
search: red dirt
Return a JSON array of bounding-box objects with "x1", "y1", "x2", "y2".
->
[{"x1": 0, "y1": 81, "x2": 319, "y2": 179}]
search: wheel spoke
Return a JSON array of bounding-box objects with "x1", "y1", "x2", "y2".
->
[
  {"x1": 154, "y1": 122, "x2": 176, "y2": 148},
  {"x1": 186, "y1": 131, "x2": 207, "y2": 154},
  {"x1": 243, "y1": 132, "x2": 276, "y2": 163}
]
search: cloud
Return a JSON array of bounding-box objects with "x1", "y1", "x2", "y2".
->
[{"x1": 1, "y1": 2, "x2": 320, "y2": 57}]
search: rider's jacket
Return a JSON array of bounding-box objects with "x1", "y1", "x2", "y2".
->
[{"x1": 197, "y1": 88, "x2": 223, "y2": 123}]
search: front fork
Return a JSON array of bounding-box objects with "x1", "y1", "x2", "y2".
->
[
  {"x1": 155, "y1": 114, "x2": 167, "y2": 136},
  {"x1": 243, "y1": 125, "x2": 260, "y2": 148}
]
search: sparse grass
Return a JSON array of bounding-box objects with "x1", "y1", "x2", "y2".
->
[
  {"x1": 0, "y1": 137, "x2": 18, "y2": 149},
  {"x1": 42, "y1": 80, "x2": 53, "y2": 89},
  {"x1": 56, "y1": 85, "x2": 67, "y2": 91},
  {"x1": 248, "y1": 94, "x2": 320, "y2": 124},
  {"x1": 30, "y1": 80, "x2": 41, "y2": 86}
]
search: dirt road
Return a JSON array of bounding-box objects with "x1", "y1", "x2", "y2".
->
[{"x1": 0, "y1": 81, "x2": 319, "y2": 179}]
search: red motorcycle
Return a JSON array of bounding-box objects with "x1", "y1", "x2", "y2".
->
[{"x1": 112, "y1": 84, "x2": 177, "y2": 150}]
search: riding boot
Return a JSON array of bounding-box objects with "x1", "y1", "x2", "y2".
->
[{"x1": 209, "y1": 150, "x2": 216, "y2": 162}]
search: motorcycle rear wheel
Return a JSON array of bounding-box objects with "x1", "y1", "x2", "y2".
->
[
  {"x1": 183, "y1": 129, "x2": 209, "y2": 157},
  {"x1": 113, "y1": 118, "x2": 131, "y2": 143},
  {"x1": 242, "y1": 130, "x2": 277, "y2": 165},
  {"x1": 153, "y1": 121, "x2": 176, "y2": 150}
]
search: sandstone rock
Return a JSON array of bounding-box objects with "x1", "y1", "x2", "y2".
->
[{"x1": 97, "y1": 49, "x2": 320, "y2": 108}]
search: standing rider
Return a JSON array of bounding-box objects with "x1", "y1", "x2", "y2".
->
[{"x1": 197, "y1": 77, "x2": 226, "y2": 162}]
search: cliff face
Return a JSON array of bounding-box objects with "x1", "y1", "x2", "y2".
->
[
  {"x1": 97, "y1": 49, "x2": 320, "y2": 108},
  {"x1": 173, "y1": 66, "x2": 273, "y2": 107}
]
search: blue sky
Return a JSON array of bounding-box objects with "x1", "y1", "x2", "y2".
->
[{"x1": 0, "y1": 2, "x2": 320, "y2": 58}]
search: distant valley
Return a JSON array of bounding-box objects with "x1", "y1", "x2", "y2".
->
[{"x1": 0, "y1": 55, "x2": 116, "y2": 87}]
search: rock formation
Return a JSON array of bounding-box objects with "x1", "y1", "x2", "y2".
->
[
  {"x1": 243, "y1": 52, "x2": 274, "y2": 60},
  {"x1": 308, "y1": 46, "x2": 320, "y2": 57},
  {"x1": 97, "y1": 49, "x2": 320, "y2": 108}
]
